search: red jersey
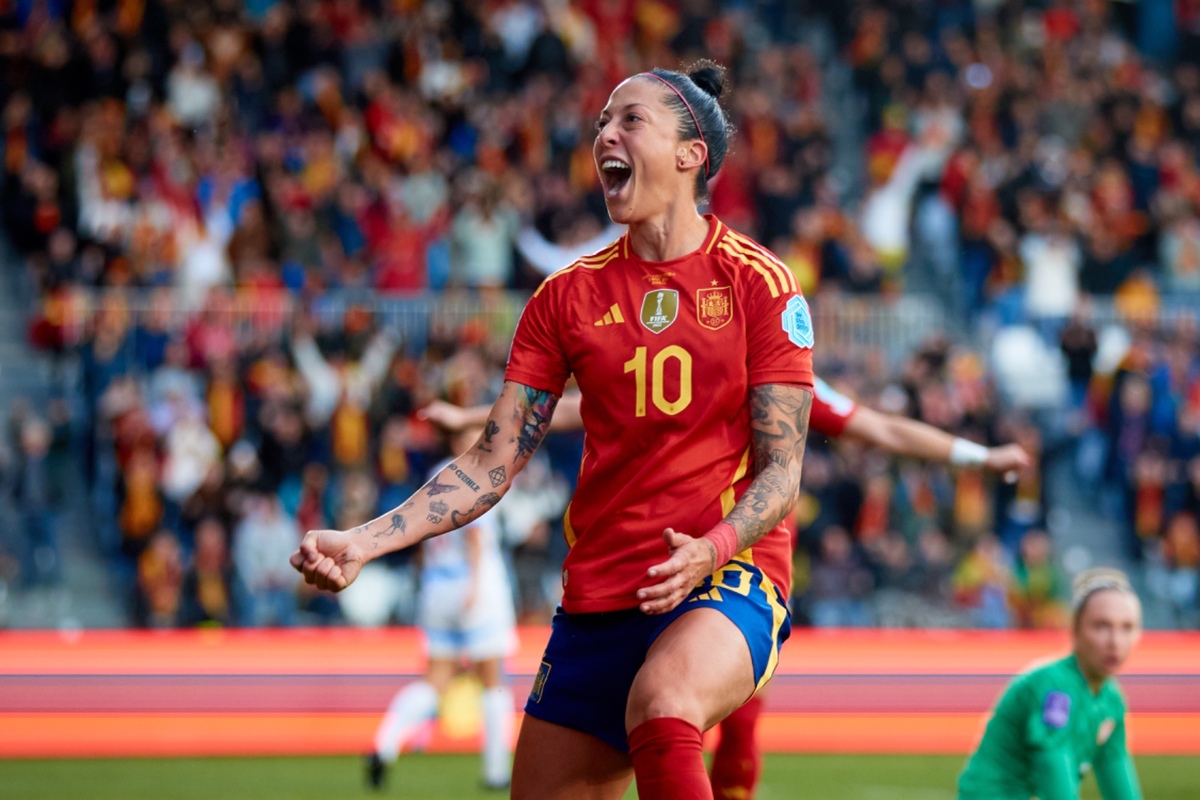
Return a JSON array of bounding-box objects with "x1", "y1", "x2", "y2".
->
[
  {"x1": 505, "y1": 216, "x2": 814, "y2": 613},
  {"x1": 810, "y1": 377, "x2": 860, "y2": 438}
]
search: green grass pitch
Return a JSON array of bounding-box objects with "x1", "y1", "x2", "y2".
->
[{"x1": 1, "y1": 754, "x2": 1195, "y2": 799}]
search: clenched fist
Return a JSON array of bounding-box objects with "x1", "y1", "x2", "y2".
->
[
  {"x1": 289, "y1": 529, "x2": 367, "y2": 592},
  {"x1": 985, "y1": 444, "x2": 1033, "y2": 479}
]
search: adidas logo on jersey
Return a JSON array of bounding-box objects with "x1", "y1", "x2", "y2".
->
[{"x1": 593, "y1": 304, "x2": 626, "y2": 326}]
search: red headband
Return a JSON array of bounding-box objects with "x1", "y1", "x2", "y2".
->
[{"x1": 640, "y1": 72, "x2": 710, "y2": 179}]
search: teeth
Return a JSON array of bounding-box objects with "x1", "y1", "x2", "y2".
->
[{"x1": 602, "y1": 159, "x2": 630, "y2": 171}]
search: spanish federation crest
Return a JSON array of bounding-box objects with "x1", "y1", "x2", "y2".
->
[
  {"x1": 697, "y1": 286, "x2": 733, "y2": 330},
  {"x1": 782, "y1": 295, "x2": 814, "y2": 348},
  {"x1": 640, "y1": 289, "x2": 679, "y2": 334},
  {"x1": 529, "y1": 660, "x2": 551, "y2": 704}
]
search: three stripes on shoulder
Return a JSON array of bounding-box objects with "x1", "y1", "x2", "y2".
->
[{"x1": 594, "y1": 304, "x2": 626, "y2": 326}]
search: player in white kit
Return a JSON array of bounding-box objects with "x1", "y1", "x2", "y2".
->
[{"x1": 367, "y1": 428, "x2": 517, "y2": 792}]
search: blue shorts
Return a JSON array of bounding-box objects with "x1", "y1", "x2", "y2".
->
[{"x1": 523, "y1": 558, "x2": 791, "y2": 753}]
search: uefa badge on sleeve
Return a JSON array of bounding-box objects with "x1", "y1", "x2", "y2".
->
[{"x1": 782, "y1": 295, "x2": 814, "y2": 348}]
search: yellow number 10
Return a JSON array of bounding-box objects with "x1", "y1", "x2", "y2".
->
[{"x1": 623, "y1": 345, "x2": 693, "y2": 417}]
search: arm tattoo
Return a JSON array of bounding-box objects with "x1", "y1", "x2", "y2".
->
[
  {"x1": 449, "y1": 465, "x2": 481, "y2": 492},
  {"x1": 373, "y1": 384, "x2": 554, "y2": 548},
  {"x1": 373, "y1": 513, "x2": 407, "y2": 540},
  {"x1": 488, "y1": 465, "x2": 506, "y2": 487},
  {"x1": 425, "y1": 476, "x2": 460, "y2": 496},
  {"x1": 477, "y1": 419, "x2": 501, "y2": 453},
  {"x1": 511, "y1": 386, "x2": 558, "y2": 464},
  {"x1": 726, "y1": 385, "x2": 812, "y2": 553},
  {"x1": 450, "y1": 492, "x2": 501, "y2": 527}
]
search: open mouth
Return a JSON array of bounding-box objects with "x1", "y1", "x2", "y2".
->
[{"x1": 600, "y1": 158, "x2": 632, "y2": 198}]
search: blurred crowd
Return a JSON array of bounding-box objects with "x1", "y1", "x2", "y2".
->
[
  {"x1": 6, "y1": 297, "x2": 578, "y2": 627},
  {"x1": 9, "y1": 0, "x2": 1194, "y2": 310},
  {"x1": 1064, "y1": 311, "x2": 1200, "y2": 628},
  {"x1": 849, "y1": 0, "x2": 1200, "y2": 324},
  {"x1": 795, "y1": 335, "x2": 1066, "y2": 630},
  {"x1": 0, "y1": 0, "x2": 1198, "y2": 628}
]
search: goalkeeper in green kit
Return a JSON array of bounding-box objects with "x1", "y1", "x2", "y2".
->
[{"x1": 957, "y1": 568, "x2": 1144, "y2": 800}]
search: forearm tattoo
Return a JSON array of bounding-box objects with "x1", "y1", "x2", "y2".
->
[
  {"x1": 488, "y1": 465, "x2": 507, "y2": 487},
  {"x1": 726, "y1": 385, "x2": 812, "y2": 552},
  {"x1": 451, "y1": 492, "x2": 502, "y2": 527},
  {"x1": 366, "y1": 384, "x2": 556, "y2": 551},
  {"x1": 425, "y1": 476, "x2": 460, "y2": 496},
  {"x1": 362, "y1": 512, "x2": 408, "y2": 544},
  {"x1": 449, "y1": 464, "x2": 481, "y2": 491}
]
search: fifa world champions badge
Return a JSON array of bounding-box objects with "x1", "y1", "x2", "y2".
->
[
  {"x1": 640, "y1": 289, "x2": 679, "y2": 333},
  {"x1": 1042, "y1": 691, "x2": 1071, "y2": 729},
  {"x1": 696, "y1": 286, "x2": 733, "y2": 330},
  {"x1": 782, "y1": 295, "x2": 814, "y2": 348}
]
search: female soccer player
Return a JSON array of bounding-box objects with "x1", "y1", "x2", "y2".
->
[
  {"x1": 422, "y1": 377, "x2": 1033, "y2": 800},
  {"x1": 365, "y1": 428, "x2": 516, "y2": 792},
  {"x1": 292, "y1": 61, "x2": 814, "y2": 799},
  {"x1": 957, "y1": 568, "x2": 1144, "y2": 800}
]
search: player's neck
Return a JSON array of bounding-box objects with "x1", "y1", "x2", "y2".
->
[
  {"x1": 627, "y1": 207, "x2": 709, "y2": 262},
  {"x1": 1073, "y1": 654, "x2": 1108, "y2": 694}
]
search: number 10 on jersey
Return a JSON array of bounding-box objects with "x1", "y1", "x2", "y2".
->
[{"x1": 623, "y1": 345, "x2": 693, "y2": 417}]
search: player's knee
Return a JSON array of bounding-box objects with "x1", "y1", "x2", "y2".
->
[
  {"x1": 625, "y1": 679, "x2": 702, "y2": 732},
  {"x1": 472, "y1": 657, "x2": 503, "y2": 687}
]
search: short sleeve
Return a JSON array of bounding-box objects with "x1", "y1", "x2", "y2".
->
[
  {"x1": 810, "y1": 377, "x2": 858, "y2": 437},
  {"x1": 745, "y1": 279, "x2": 814, "y2": 389},
  {"x1": 504, "y1": 279, "x2": 571, "y2": 396}
]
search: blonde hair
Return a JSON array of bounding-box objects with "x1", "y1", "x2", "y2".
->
[{"x1": 1071, "y1": 568, "x2": 1137, "y2": 627}]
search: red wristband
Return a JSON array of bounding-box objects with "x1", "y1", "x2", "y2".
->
[{"x1": 702, "y1": 522, "x2": 738, "y2": 569}]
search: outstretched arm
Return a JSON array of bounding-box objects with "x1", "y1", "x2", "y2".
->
[
  {"x1": 636, "y1": 384, "x2": 812, "y2": 614},
  {"x1": 842, "y1": 406, "x2": 1031, "y2": 474},
  {"x1": 291, "y1": 381, "x2": 558, "y2": 591},
  {"x1": 516, "y1": 223, "x2": 626, "y2": 277},
  {"x1": 422, "y1": 391, "x2": 584, "y2": 434},
  {"x1": 427, "y1": 393, "x2": 1030, "y2": 476}
]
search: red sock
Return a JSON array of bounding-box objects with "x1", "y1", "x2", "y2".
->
[
  {"x1": 628, "y1": 717, "x2": 713, "y2": 800},
  {"x1": 710, "y1": 696, "x2": 764, "y2": 800}
]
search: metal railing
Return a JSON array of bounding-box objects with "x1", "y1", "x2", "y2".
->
[{"x1": 21, "y1": 287, "x2": 1200, "y2": 373}]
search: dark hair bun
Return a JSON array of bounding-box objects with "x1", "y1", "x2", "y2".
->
[{"x1": 686, "y1": 61, "x2": 725, "y2": 101}]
